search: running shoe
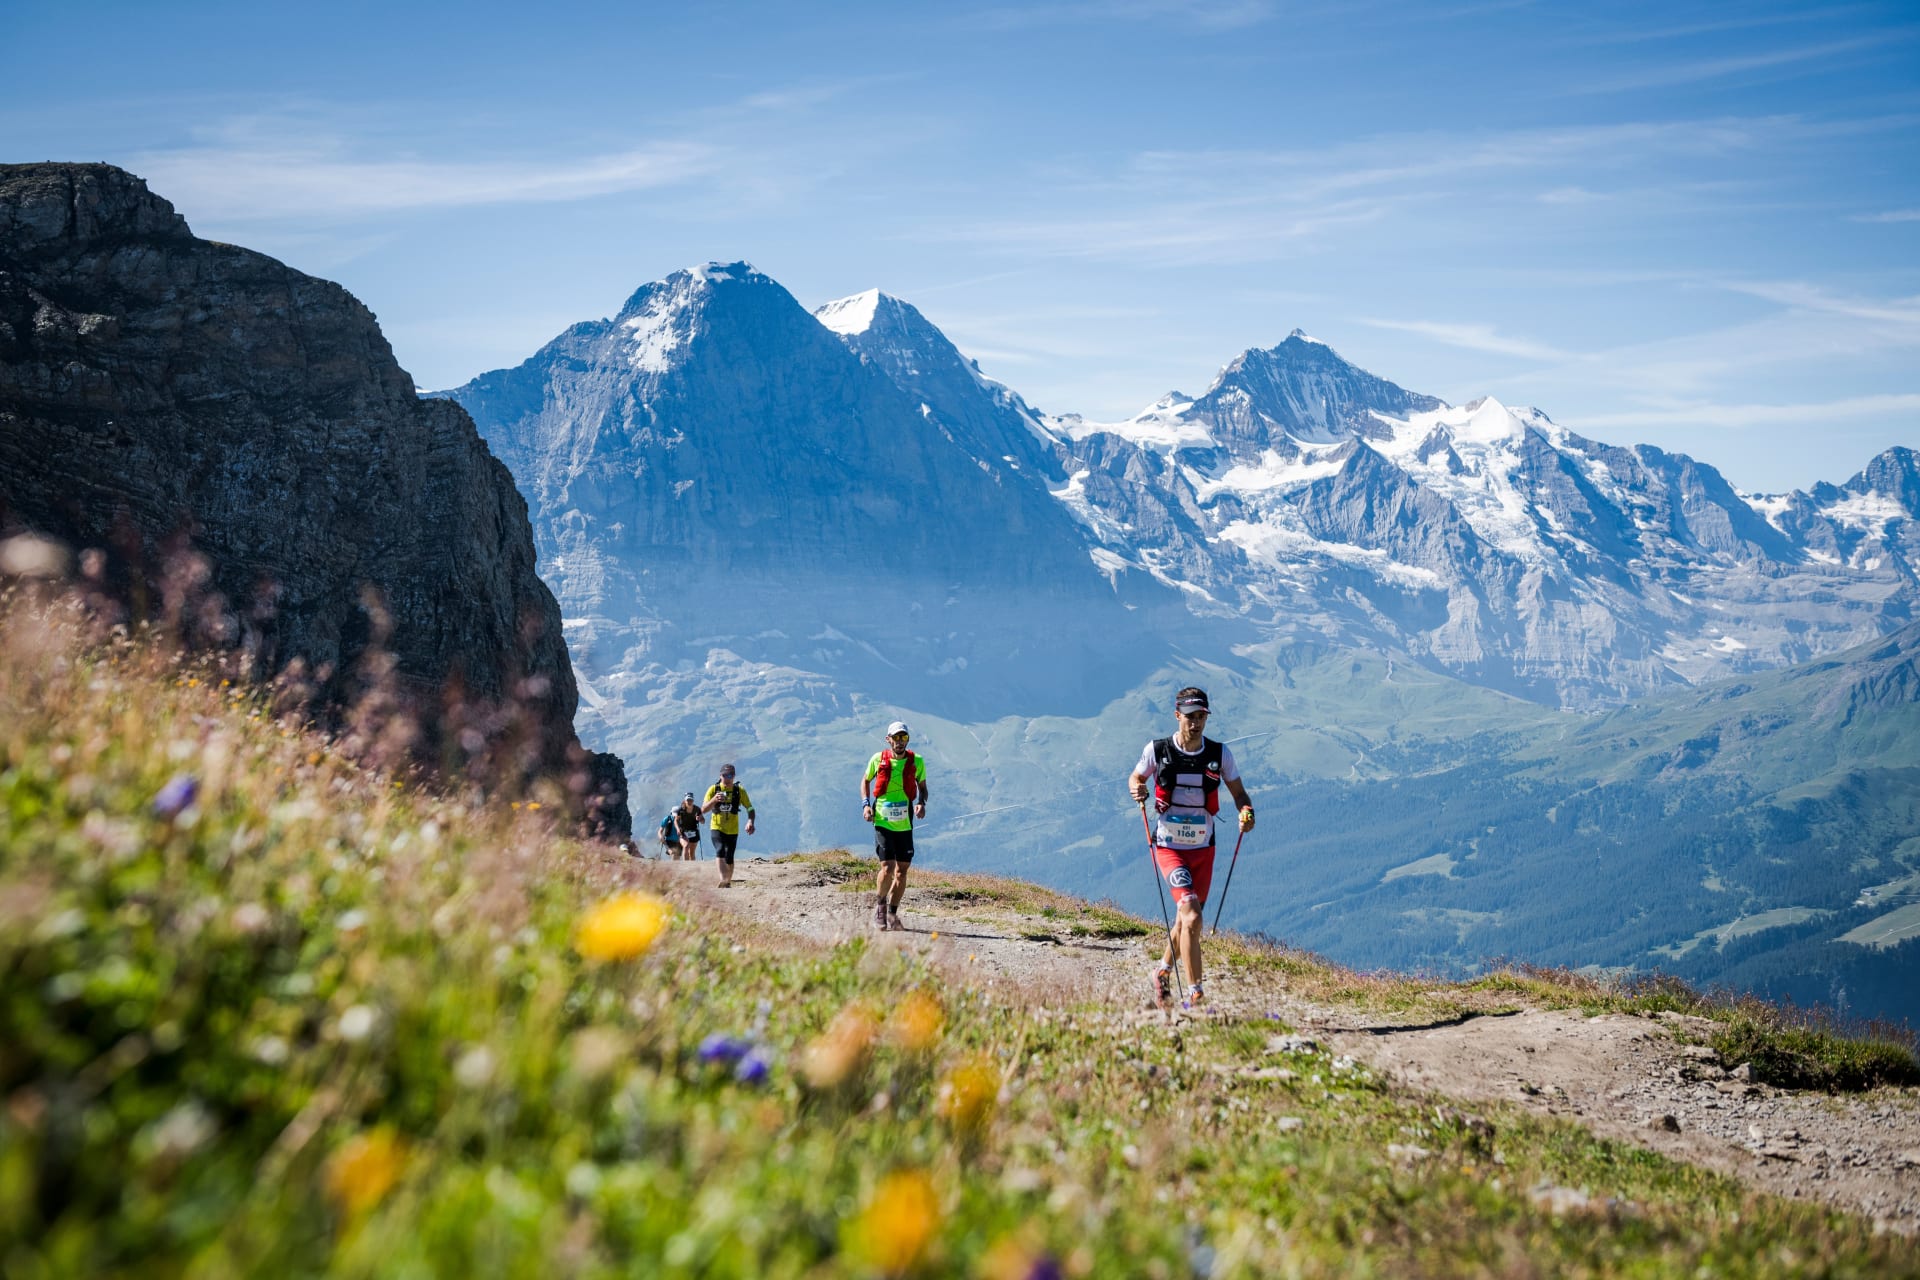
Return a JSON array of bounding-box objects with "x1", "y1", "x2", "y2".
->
[
  {"x1": 873, "y1": 900, "x2": 889, "y2": 930},
  {"x1": 1183, "y1": 983, "x2": 1207, "y2": 1010},
  {"x1": 887, "y1": 911, "x2": 904, "y2": 932},
  {"x1": 1151, "y1": 965, "x2": 1173, "y2": 1010}
]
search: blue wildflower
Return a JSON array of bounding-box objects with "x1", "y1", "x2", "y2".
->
[
  {"x1": 697, "y1": 1033, "x2": 750, "y2": 1066},
  {"x1": 735, "y1": 1046, "x2": 772, "y2": 1085},
  {"x1": 1025, "y1": 1257, "x2": 1064, "y2": 1280},
  {"x1": 153, "y1": 775, "x2": 199, "y2": 820}
]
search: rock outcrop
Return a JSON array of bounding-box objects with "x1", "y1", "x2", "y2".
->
[{"x1": 0, "y1": 162, "x2": 628, "y2": 835}]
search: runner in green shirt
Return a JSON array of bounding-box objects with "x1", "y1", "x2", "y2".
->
[{"x1": 862, "y1": 720, "x2": 928, "y2": 931}]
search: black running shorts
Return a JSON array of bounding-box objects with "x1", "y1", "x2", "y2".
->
[
  {"x1": 713, "y1": 831, "x2": 739, "y2": 861},
  {"x1": 874, "y1": 825, "x2": 915, "y2": 864}
]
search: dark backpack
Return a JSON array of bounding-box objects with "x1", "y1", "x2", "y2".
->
[{"x1": 1150, "y1": 736, "x2": 1223, "y2": 814}]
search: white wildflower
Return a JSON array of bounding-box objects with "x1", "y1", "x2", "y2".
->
[{"x1": 454, "y1": 1045, "x2": 495, "y2": 1088}]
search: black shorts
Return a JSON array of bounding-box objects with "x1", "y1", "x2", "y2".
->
[
  {"x1": 874, "y1": 825, "x2": 914, "y2": 864},
  {"x1": 712, "y1": 831, "x2": 739, "y2": 861}
]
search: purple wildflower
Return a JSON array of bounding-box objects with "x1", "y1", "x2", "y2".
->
[
  {"x1": 1023, "y1": 1258, "x2": 1063, "y2": 1280},
  {"x1": 153, "y1": 774, "x2": 199, "y2": 820},
  {"x1": 697, "y1": 1033, "x2": 750, "y2": 1066},
  {"x1": 734, "y1": 1047, "x2": 772, "y2": 1086}
]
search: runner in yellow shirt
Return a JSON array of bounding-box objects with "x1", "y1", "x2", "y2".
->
[{"x1": 701, "y1": 763, "x2": 755, "y2": 888}]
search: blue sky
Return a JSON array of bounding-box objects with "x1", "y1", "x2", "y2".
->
[{"x1": 5, "y1": 0, "x2": 1917, "y2": 491}]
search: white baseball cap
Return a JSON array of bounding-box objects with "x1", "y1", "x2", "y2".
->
[{"x1": 886, "y1": 720, "x2": 910, "y2": 737}]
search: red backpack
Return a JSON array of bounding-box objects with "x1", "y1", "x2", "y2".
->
[{"x1": 871, "y1": 748, "x2": 919, "y2": 800}]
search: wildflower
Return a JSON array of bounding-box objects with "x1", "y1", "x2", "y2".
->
[
  {"x1": 697, "y1": 1033, "x2": 751, "y2": 1066},
  {"x1": 338, "y1": 1005, "x2": 378, "y2": 1043},
  {"x1": 735, "y1": 1046, "x2": 772, "y2": 1086},
  {"x1": 575, "y1": 892, "x2": 671, "y2": 961},
  {"x1": 152, "y1": 774, "x2": 198, "y2": 820},
  {"x1": 230, "y1": 902, "x2": 271, "y2": 935},
  {"x1": 979, "y1": 1237, "x2": 1063, "y2": 1280},
  {"x1": 139, "y1": 1100, "x2": 218, "y2": 1162},
  {"x1": 800, "y1": 1002, "x2": 879, "y2": 1089},
  {"x1": 885, "y1": 990, "x2": 945, "y2": 1052},
  {"x1": 848, "y1": 1168, "x2": 940, "y2": 1275},
  {"x1": 566, "y1": 1026, "x2": 625, "y2": 1081},
  {"x1": 250, "y1": 1035, "x2": 290, "y2": 1066},
  {"x1": 0, "y1": 534, "x2": 70, "y2": 579},
  {"x1": 453, "y1": 1045, "x2": 495, "y2": 1088},
  {"x1": 324, "y1": 1127, "x2": 405, "y2": 1219},
  {"x1": 936, "y1": 1055, "x2": 1001, "y2": 1137},
  {"x1": 565, "y1": 1161, "x2": 602, "y2": 1199}
]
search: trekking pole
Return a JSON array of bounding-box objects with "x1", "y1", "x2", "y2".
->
[
  {"x1": 1211, "y1": 823, "x2": 1247, "y2": 935},
  {"x1": 1137, "y1": 799, "x2": 1173, "y2": 940}
]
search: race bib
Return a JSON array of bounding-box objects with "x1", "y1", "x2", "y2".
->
[
  {"x1": 876, "y1": 800, "x2": 911, "y2": 826},
  {"x1": 1157, "y1": 814, "x2": 1209, "y2": 849}
]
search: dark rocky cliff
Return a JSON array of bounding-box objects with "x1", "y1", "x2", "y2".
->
[{"x1": 0, "y1": 162, "x2": 628, "y2": 836}]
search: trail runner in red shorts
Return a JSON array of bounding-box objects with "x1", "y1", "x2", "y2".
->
[{"x1": 1127, "y1": 686, "x2": 1255, "y2": 1010}]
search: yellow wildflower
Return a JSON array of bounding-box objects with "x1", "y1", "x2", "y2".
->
[
  {"x1": 575, "y1": 892, "x2": 671, "y2": 961},
  {"x1": 800, "y1": 1002, "x2": 879, "y2": 1088},
  {"x1": 324, "y1": 1127, "x2": 404, "y2": 1219},
  {"x1": 848, "y1": 1168, "x2": 940, "y2": 1275},
  {"x1": 885, "y1": 990, "x2": 945, "y2": 1053},
  {"x1": 937, "y1": 1055, "x2": 1001, "y2": 1136},
  {"x1": 979, "y1": 1235, "x2": 1049, "y2": 1280}
]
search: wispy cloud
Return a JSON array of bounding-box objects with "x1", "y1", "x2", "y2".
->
[
  {"x1": 133, "y1": 134, "x2": 722, "y2": 221},
  {"x1": 1538, "y1": 185, "x2": 1605, "y2": 204},
  {"x1": 1575, "y1": 392, "x2": 1920, "y2": 431},
  {"x1": 1853, "y1": 207, "x2": 1920, "y2": 223},
  {"x1": 1717, "y1": 280, "x2": 1920, "y2": 334},
  {"x1": 916, "y1": 117, "x2": 1793, "y2": 266},
  {"x1": 968, "y1": 0, "x2": 1275, "y2": 32},
  {"x1": 1360, "y1": 318, "x2": 1573, "y2": 362},
  {"x1": 1563, "y1": 8, "x2": 1864, "y2": 48},
  {"x1": 735, "y1": 74, "x2": 921, "y2": 115},
  {"x1": 1566, "y1": 36, "x2": 1881, "y2": 95}
]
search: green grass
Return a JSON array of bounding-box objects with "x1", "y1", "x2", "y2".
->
[{"x1": 3, "y1": 591, "x2": 1917, "y2": 1277}]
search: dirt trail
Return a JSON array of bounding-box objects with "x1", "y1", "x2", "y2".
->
[{"x1": 647, "y1": 854, "x2": 1920, "y2": 1234}]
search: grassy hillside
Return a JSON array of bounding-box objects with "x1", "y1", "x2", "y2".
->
[
  {"x1": 902, "y1": 635, "x2": 1920, "y2": 1028},
  {"x1": 3, "y1": 587, "x2": 1917, "y2": 1277}
]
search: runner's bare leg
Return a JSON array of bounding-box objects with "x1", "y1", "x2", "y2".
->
[{"x1": 1173, "y1": 898, "x2": 1204, "y2": 990}]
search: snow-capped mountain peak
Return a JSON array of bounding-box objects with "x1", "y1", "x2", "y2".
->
[
  {"x1": 614, "y1": 261, "x2": 774, "y2": 374},
  {"x1": 814, "y1": 288, "x2": 883, "y2": 336}
]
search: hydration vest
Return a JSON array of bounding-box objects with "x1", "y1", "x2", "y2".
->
[
  {"x1": 870, "y1": 748, "x2": 919, "y2": 801},
  {"x1": 1151, "y1": 736, "x2": 1223, "y2": 815},
  {"x1": 711, "y1": 784, "x2": 740, "y2": 814}
]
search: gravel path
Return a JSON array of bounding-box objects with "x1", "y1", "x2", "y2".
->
[{"x1": 645, "y1": 853, "x2": 1920, "y2": 1235}]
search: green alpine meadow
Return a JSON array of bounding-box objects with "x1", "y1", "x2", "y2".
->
[{"x1": 5, "y1": 587, "x2": 1918, "y2": 1277}]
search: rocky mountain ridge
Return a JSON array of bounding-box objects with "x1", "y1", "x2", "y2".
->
[
  {"x1": 0, "y1": 162, "x2": 628, "y2": 834},
  {"x1": 1040, "y1": 336, "x2": 1915, "y2": 707},
  {"x1": 441, "y1": 262, "x2": 1185, "y2": 748}
]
